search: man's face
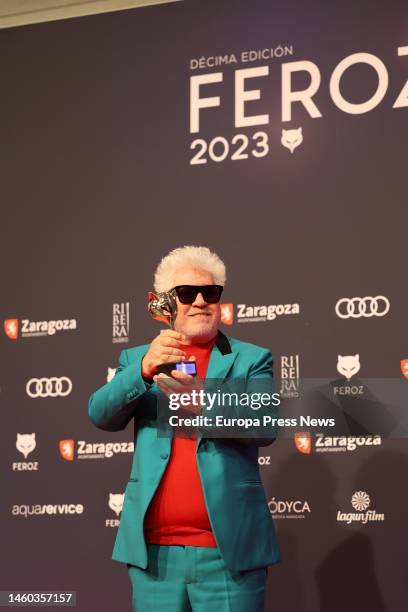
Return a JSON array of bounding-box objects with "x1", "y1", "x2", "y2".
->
[{"x1": 171, "y1": 267, "x2": 221, "y2": 343}]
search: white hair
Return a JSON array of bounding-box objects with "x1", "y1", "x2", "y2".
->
[{"x1": 154, "y1": 245, "x2": 227, "y2": 293}]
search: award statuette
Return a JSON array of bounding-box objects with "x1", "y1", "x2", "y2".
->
[
  {"x1": 148, "y1": 289, "x2": 177, "y2": 329},
  {"x1": 147, "y1": 290, "x2": 197, "y2": 376}
]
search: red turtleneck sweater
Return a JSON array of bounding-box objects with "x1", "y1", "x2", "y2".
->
[{"x1": 144, "y1": 337, "x2": 217, "y2": 547}]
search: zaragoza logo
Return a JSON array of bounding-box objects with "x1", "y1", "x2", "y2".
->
[
  {"x1": 59, "y1": 439, "x2": 75, "y2": 461},
  {"x1": 4, "y1": 319, "x2": 18, "y2": 339},
  {"x1": 401, "y1": 359, "x2": 408, "y2": 379},
  {"x1": 221, "y1": 303, "x2": 233, "y2": 325},
  {"x1": 294, "y1": 432, "x2": 312, "y2": 454}
]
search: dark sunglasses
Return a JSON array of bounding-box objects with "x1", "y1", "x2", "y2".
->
[{"x1": 171, "y1": 285, "x2": 223, "y2": 304}]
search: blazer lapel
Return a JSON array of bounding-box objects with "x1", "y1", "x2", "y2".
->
[
  {"x1": 196, "y1": 330, "x2": 237, "y2": 451},
  {"x1": 206, "y1": 343, "x2": 236, "y2": 380}
]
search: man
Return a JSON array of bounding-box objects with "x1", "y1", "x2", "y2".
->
[{"x1": 88, "y1": 245, "x2": 280, "y2": 612}]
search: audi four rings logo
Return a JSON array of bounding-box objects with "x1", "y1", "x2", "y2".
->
[
  {"x1": 335, "y1": 296, "x2": 390, "y2": 319},
  {"x1": 26, "y1": 377, "x2": 72, "y2": 398}
]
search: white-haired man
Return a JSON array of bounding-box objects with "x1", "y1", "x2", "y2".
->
[{"x1": 88, "y1": 246, "x2": 280, "y2": 612}]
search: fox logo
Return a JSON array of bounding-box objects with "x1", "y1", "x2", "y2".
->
[
  {"x1": 109, "y1": 493, "x2": 124, "y2": 516},
  {"x1": 16, "y1": 433, "x2": 36, "y2": 458},
  {"x1": 281, "y1": 127, "x2": 303, "y2": 153}
]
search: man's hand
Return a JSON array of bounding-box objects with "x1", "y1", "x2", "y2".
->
[
  {"x1": 153, "y1": 358, "x2": 204, "y2": 416},
  {"x1": 141, "y1": 330, "x2": 189, "y2": 379}
]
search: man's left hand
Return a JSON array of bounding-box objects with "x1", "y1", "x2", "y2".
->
[{"x1": 153, "y1": 357, "x2": 203, "y2": 415}]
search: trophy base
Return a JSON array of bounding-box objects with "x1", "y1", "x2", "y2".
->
[{"x1": 156, "y1": 361, "x2": 197, "y2": 376}]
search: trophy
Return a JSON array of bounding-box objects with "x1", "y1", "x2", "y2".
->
[
  {"x1": 147, "y1": 290, "x2": 197, "y2": 377},
  {"x1": 148, "y1": 289, "x2": 177, "y2": 329}
]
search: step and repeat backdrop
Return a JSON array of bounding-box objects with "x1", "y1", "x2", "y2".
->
[{"x1": 1, "y1": 0, "x2": 407, "y2": 610}]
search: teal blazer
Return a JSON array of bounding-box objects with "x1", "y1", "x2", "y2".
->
[{"x1": 88, "y1": 331, "x2": 281, "y2": 572}]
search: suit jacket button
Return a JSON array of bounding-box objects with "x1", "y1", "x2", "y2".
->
[{"x1": 160, "y1": 452, "x2": 168, "y2": 460}]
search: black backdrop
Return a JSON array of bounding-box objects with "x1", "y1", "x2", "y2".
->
[{"x1": 1, "y1": 0, "x2": 407, "y2": 610}]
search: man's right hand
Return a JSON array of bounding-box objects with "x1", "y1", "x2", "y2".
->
[{"x1": 141, "y1": 330, "x2": 188, "y2": 379}]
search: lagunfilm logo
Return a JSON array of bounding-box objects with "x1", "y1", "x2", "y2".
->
[
  {"x1": 4, "y1": 317, "x2": 77, "y2": 339},
  {"x1": 268, "y1": 497, "x2": 311, "y2": 519},
  {"x1": 13, "y1": 433, "x2": 39, "y2": 471},
  {"x1": 59, "y1": 439, "x2": 134, "y2": 461},
  {"x1": 106, "y1": 493, "x2": 124, "y2": 528},
  {"x1": 280, "y1": 355, "x2": 300, "y2": 398},
  {"x1": 337, "y1": 491, "x2": 384, "y2": 525},
  {"x1": 333, "y1": 354, "x2": 364, "y2": 396},
  {"x1": 236, "y1": 302, "x2": 300, "y2": 323},
  {"x1": 112, "y1": 302, "x2": 130, "y2": 343},
  {"x1": 188, "y1": 45, "x2": 408, "y2": 166}
]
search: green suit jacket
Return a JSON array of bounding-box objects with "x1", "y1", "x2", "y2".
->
[{"x1": 88, "y1": 331, "x2": 281, "y2": 572}]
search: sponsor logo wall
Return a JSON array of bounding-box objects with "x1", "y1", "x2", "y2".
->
[{"x1": 0, "y1": 0, "x2": 406, "y2": 610}]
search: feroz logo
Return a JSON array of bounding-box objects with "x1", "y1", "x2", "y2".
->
[
  {"x1": 401, "y1": 359, "x2": 408, "y2": 379},
  {"x1": 26, "y1": 377, "x2": 72, "y2": 398},
  {"x1": 13, "y1": 433, "x2": 39, "y2": 471},
  {"x1": 294, "y1": 432, "x2": 311, "y2": 454},
  {"x1": 4, "y1": 319, "x2": 18, "y2": 339},
  {"x1": 281, "y1": 127, "x2": 303, "y2": 153},
  {"x1": 334, "y1": 354, "x2": 364, "y2": 396},
  {"x1": 336, "y1": 354, "x2": 360, "y2": 381},
  {"x1": 16, "y1": 433, "x2": 36, "y2": 458},
  {"x1": 189, "y1": 46, "x2": 408, "y2": 167},
  {"x1": 335, "y1": 296, "x2": 390, "y2": 319},
  {"x1": 109, "y1": 493, "x2": 124, "y2": 516},
  {"x1": 106, "y1": 493, "x2": 124, "y2": 528},
  {"x1": 59, "y1": 440, "x2": 75, "y2": 461},
  {"x1": 112, "y1": 302, "x2": 130, "y2": 344},
  {"x1": 220, "y1": 303, "x2": 233, "y2": 325}
]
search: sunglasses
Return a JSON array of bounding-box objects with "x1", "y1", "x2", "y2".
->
[{"x1": 171, "y1": 285, "x2": 223, "y2": 304}]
